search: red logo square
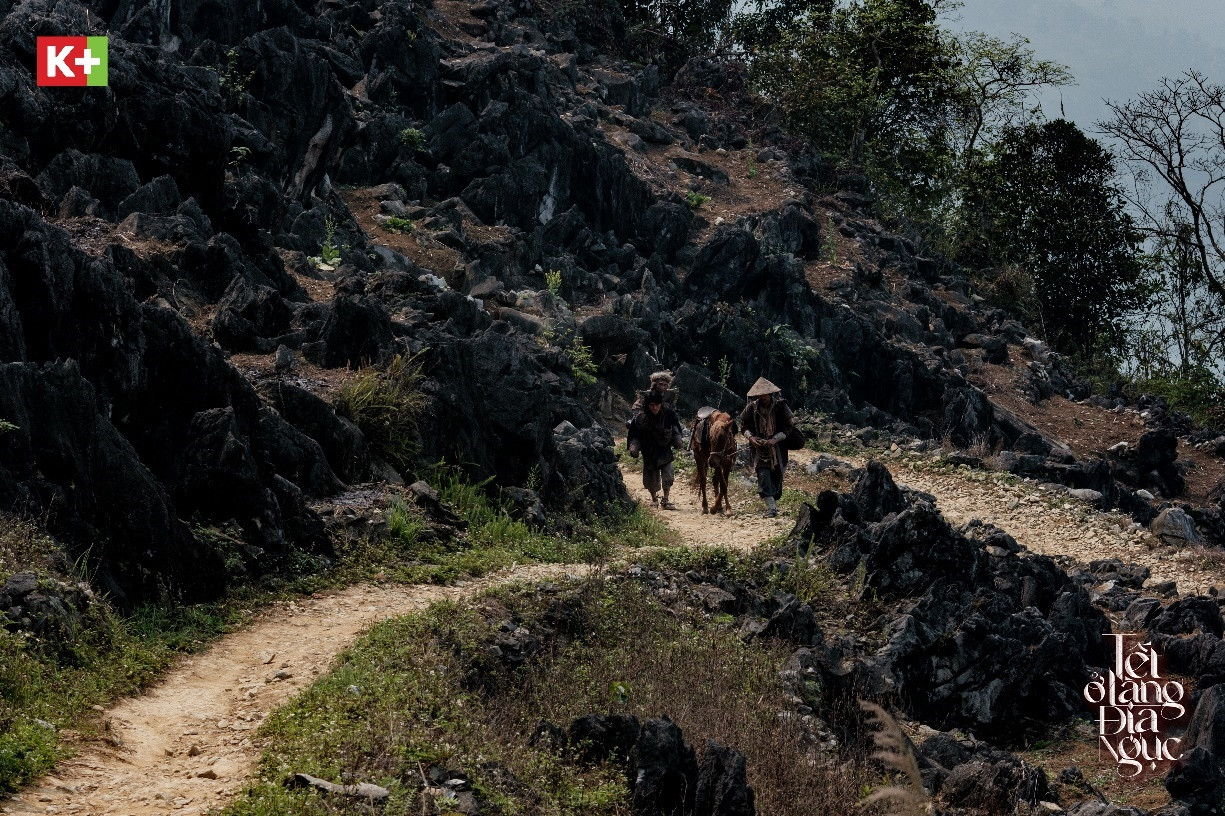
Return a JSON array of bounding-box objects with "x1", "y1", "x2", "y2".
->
[{"x1": 37, "y1": 37, "x2": 89, "y2": 86}]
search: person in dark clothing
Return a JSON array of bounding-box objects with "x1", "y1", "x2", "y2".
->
[
  {"x1": 630, "y1": 370, "x2": 678, "y2": 412},
  {"x1": 626, "y1": 390, "x2": 684, "y2": 508},
  {"x1": 737, "y1": 377, "x2": 795, "y2": 517}
]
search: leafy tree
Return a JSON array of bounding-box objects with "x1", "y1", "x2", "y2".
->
[
  {"x1": 957, "y1": 119, "x2": 1153, "y2": 360},
  {"x1": 738, "y1": 0, "x2": 960, "y2": 178},
  {"x1": 732, "y1": 0, "x2": 1070, "y2": 233},
  {"x1": 621, "y1": 0, "x2": 736, "y2": 53},
  {"x1": 951, "y1": 32, "x2": 1073, "y2": 166}
]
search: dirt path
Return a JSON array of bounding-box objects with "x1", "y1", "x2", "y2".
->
[
  {"x1": 874, "y1": 457, "x2": 1221, "y2": 593},
  {"x1": 2, "y1": 564, "x2": 586, "y2": 816},
  {"x1": 621, "y1": 463, "x2": 791, "y2": 552}
]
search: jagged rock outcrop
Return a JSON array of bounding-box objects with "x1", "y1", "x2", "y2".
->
[{"x1": 790, "y1": 463, "x2": 1108, "y2": 740}]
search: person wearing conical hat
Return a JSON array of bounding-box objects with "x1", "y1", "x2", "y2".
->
[{"x1": 738, "y1": 377, "x2": 794, "y2": 518}]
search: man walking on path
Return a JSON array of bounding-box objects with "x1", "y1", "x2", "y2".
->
[
  {"x1": 630, "y1": 370, "x2": 678, "y2": 412},
  {"x1": 738, "y1": 377, "x2": 795, "y2": 517},
  {"x1": 627, "y1": 390, "x2": 684, "y2": 508}
]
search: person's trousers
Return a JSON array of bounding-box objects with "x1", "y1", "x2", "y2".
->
[
  {"x1": 644, "y1": 461, "x2": 675, "y2": 493},
  {"x1": 755, "y1": 466, "x2": 783, "y2": 500}
]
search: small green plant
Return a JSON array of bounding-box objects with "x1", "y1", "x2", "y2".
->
[
  {"x1": 335, "y1": 353, "x2": 428, "y2": 472},
  {"x1": 537, "y1": 322, "x2": 558, "y2": 348},
  {"x1": 718, "y1": 356, "x2": 731, "y2": 389},
  {"x1": 311, "y1": 215, "x2": 342, "y2": 268},
  {"x1": 216, "y1": 48, "x2": 254, "y2": 111},
  {"x1": 398, "y1": 127, "x2": 425, "y2": 151},
  {"x1": 569, "y1": 336, "x2": 598, "y2": 386},
  {"x1": 381, "y1": 216, "x2": 414, "y2": 234},
  {"x1": 822, "y1": 232, "x2": 838, "y2": 264},
  {"x1": 770, "y1": 556, "x2": 834, "y2": 606},
  {"x1": 0, "y1": 419, "x2": 16, "y2": 435},
  {"x1": 765, "y1": 324, "x2": 820, "y2": 392},
  {"x1": 545, "y1": 268, "x2": 563, "y2": 297},
  {"x1": 525, "y1": 464, "x2": 543, "y2": 492},
  {"x1": 746, "y1": 143, "x2": 758, "y2": 179},
  {"x1": 685, "y1": 190, "x2": 711, "y2": 209},
  {"x1": 227, "y1": 146, "x2": 251, "y2": 168},
  {"x1": 608, "y1": 680, "x2": 632, "y2": 705}
]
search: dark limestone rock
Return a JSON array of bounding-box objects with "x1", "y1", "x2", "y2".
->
[
  {"x1": 628, "y1": 717, "x2": 698, "y2": 816},
  {"x1": 305, "y1": 294, "x2": 395, "y2": 369},
  {"x1": 0, "y1": 571, "x2": 96, "y2": 655},
  {"x1": 568, "y1": 713, "x2": 642, "y2": 766},
  {"x1": 693, "y1": 742, "x2": 754, "y2": 816},
  {"x1": 1184, "y1": 684, "x2": 1225, "y2": 760},
  {"x1": 939, "y1": 749, "x2": 1053, "y2": 815},
  {"x1": 1152, "y1": 597, "x2": 1225, "y2": 638},
  {"x1": 1166, "y1": 746, "x2": 1225, "y2": 808},
  {"x1": 0, "y1": 361, "x2": 225, "y2": 606},
  {"x1": 852, "y1": 461, "x2": 907, "y2": 522},
  {"x1": 211, "y1": 278, "x2": 294, "y2": 352},
  {"x1": 35, "y1": 149, "x2": 141, "y2": 216}
]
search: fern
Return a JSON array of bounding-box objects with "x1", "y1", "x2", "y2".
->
[{"x1": 857, "y1": 700, "x2": 931, "y2": 815}]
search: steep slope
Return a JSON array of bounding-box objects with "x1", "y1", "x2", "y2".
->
[{"x1": 0, "y1": 0, "x2": 1221, "y2": 622}]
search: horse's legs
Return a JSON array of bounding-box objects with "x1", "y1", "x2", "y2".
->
[
  {"x1": 715, "y1": 465, "x2": 731, "y2": 515},
  {"x1": 697, "y1": 457, "x2": 709, "y2": 514}
]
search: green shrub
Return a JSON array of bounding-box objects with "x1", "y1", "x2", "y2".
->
[
  {"x1": 545, "y1": 268, "x2": 564, "y2": 297},
  {"x1": 335, "y1": 353, "x2": 428, "y2": 472},
  {"x1": 684, "y1": 190, "x2": 710, "y2": 209},
  {"x1": 569, "y1": 337, "x2": 598, "y2": 386},
  {"x1": 1133, "y1": 368, "x2": 1225, "y2": 427},
  {"x1": 398, "y1": 127, "x2": 425, "y2": 151},
  {"x1": 310, "y1": 215, "x2": 342, "y2": 268},
  {"x1": 381, "y1": 215, "x2": 414, "y2": 234}
]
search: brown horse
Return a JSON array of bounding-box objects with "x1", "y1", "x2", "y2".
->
[{"x1": 691, "y1": 409, "x2": 737, "y2": 515}]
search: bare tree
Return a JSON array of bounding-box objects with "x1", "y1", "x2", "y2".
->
[{"x1": 1100, "y1": 70, "x2": 1225, "y2": 304}]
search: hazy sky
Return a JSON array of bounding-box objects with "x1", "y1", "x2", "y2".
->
[{"x1": 945, "y1": 0, "x2": 1225, "y2": 132}]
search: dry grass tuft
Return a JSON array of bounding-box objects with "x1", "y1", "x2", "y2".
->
[
  {"x1": 335, "y1": 352, "x2": 428, "y2": 471},
  {"x1": 857, "y1": 700, "x2": 932, "y2": 815}
]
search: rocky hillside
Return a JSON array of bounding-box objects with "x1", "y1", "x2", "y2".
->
[{"x1": 0, "y1": 0, "x2": 1222, "y2": 624}]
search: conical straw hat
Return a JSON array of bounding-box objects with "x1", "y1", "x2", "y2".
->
[{"x1": 746, "y1": 377, "x2": 781, "y2": 397}]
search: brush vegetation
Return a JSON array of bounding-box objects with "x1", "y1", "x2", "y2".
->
[
  {"x1": 223, "y1": 578, "x2": 866, "y2": 816},
  {"x1": 335, "y1": 353, "x2": 428, "y2": 472},
  {"x1": 0, "y1": 512, "x2": 251, "y2": 791}
]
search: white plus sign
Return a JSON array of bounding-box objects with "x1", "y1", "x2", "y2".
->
[{"x1": 74, "y1": 48, "x2": 101, "y2": 75}]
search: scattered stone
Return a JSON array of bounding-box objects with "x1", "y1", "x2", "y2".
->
[
  {"x1": 1152, "y1": 507, "x2": 1205, "y2": 546},
  {"x1": 288, "y1": 773, "x2": 389, "y2": 803}
]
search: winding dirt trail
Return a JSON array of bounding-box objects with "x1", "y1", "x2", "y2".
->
[
  {"x1": 2, "y1": 564, "x2": 586, "y2": 816},
  {"x1": 8, "y1": 454, "x2": 1215, "y2": 816},
  {"x1": 884, "y1": 459, "x2": 1222, "y2": 593},
  {"x1": 620, "y1": 462, "x2": 792, "y2": 552}
]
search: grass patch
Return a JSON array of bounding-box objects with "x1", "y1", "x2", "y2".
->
[
  {"x1": 297, "y1": 467, "x2": 674, "y2": 589},
  {"x1": 638, "y1": 544, "x2": 752, "y2": 579},
  {"x1": 335, "y1": 353, "x2": 427, "y2": 472},
  {"x1": 380, "y1": 216, "x2": 414, "y2": 234},
  {"x1": 0, "y1": 589, "x2": 247, "y2": 792},
  {"x1": 224, "y1": 579, "x2": 863, "y2": 816},
  {"x1": 684, "y1": 190, "x2": 710, "y2": 209},
  {"x1": 0, "y1": 515, "x2": 59, "y2": 584}
]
